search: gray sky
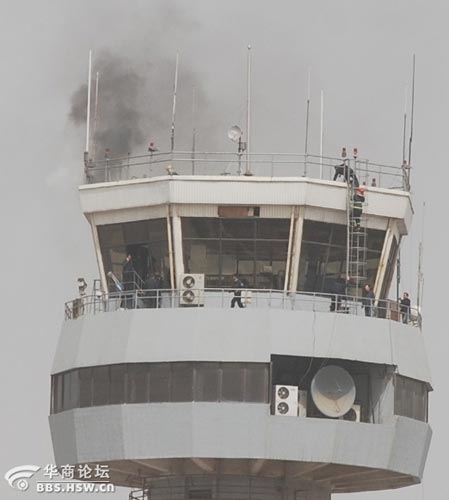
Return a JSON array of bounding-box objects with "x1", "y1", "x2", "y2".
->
[{"x1": 0, "y1": 1, "x2": 445, "y2": 499}]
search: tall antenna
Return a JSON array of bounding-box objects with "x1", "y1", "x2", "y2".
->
[
  {"x1": 319, "y1": 89, "x2": 324, "y2": 179},
  {"x1": 407, "y1": 54, "x2": 416, "y2": 169},
  {"x1": 402, "y1": 86, "x2": 407, "y2": 162},
  {"x1": 245, "y1": 45, "x2": 252, "y2": 175},
  {"x1": 191, "y1": 85, "x2": 197, "y2": 174},
  {"x1": 416, "y1": 202, "x2": 425, "y2": 311},
  {"x1": 170, "y1": 52, "x2": 179, "y2": 154},
  {"x1": 85, "y1": 50, "x2": 93, "y2": 161},
  {"x1": 92, "y1": 71, "x2": 100, "y2": 161},
  {"x1": 304, "y1": 68, "x2": 311, "y2": 176}
]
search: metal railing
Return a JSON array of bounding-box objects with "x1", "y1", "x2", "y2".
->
[
  {"x1": 84, "y1": 151, "x2": 409, "y2": 191},
  {"x1": 65, "y1": 288, "x2": 421, "y2": 328}
]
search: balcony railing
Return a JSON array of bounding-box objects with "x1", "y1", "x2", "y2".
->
[
  {"x1": 65, "y1": 288, "x2": 421, "y2": 328},
  {"x1": 84, "y1": 151, "x2": 410, "y2": 191}
]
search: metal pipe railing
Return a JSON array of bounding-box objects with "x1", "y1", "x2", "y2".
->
[
  {"x1": 64, "y1": 288, "x2": 421, "y2": 328},
  {"x1": 84, "y1": 151, "x2": 409, "y2": 191}
]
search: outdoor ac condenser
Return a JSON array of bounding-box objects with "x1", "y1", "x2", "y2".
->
[
  {"x1": 274, "y1": 385, "x2": 298, "y2": 416},
  {"x1": 179, "y1": 273, "x2": 205, "y2": 306}
]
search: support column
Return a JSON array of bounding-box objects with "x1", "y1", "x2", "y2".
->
[
  {"x1": 289, "y1": 207, "x2": 305, "y2": 293},
  {"x1": 88, "y1": 214, "x2": 108, "y2": 293},
  {"x1": 171, "y1": 207, "x2": 184, "y2": 288},
  {"x1": 373, "y1": 219, "x2": 398, "y2": 299}
]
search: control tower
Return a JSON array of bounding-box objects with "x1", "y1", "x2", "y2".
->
[{"x1": 50, "y1": 147, "x2": 432, "y2": 500}]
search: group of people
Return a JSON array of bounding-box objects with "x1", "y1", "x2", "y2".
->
[
  {"x1": 120, "y1": 254, "x2": 164, "y2": 309},
  {"x1": 330, "y1": 279, "x2": 412, "y2": 323}
]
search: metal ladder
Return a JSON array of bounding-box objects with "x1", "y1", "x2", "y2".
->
[{"x1": 346, "y1": 168, "x2": 368, "y2": 299}]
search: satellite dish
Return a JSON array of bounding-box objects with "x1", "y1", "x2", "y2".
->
[
  {"x1": 228, "y1": 125, "x2": 242, "y2": 143},
  {"x1": 311, "y1": 365, "x2": 356, "y2": 418}
]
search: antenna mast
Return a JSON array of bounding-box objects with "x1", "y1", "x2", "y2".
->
[
  {"x1": 319, "y1": 89, "x2": 324, "y2": 179},
  {"x1": 245, "y1": 45, "x2": 252, "y2": 175},
  {"x1": 416, "y1": 202, "x2": 425, "y2": 311},
  {"x1": 191, "y1": 85, "x2": 197, "y2": 174},
  {"x1": 170, "y1": 52, "x2": 179, "y2": 154},
  {"x1": 304, "y1": 68, "x2": 311, "y2": 176},
  {"x1": 402, "y1": 86, "x2": 407, "y2": 162},
  {"x1": 408, "y1": 55, "x2": 416, "y2": 169},
  {"x1": 92, "y1": 71, "x2": 100, "y2": 161},
  {"x1": 84, "y1": 50, "x2": 92, "y2": 163}
]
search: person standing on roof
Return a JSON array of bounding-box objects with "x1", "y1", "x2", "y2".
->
[
  {"x1": 333, "y1": 160, "x2": 360, "y2": 187},
  {"x1": 230, "y1": 274, "x2": 245, "y2": 308}
]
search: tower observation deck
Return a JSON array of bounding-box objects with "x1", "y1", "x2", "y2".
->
[{"x1": 50, "y1": 150, "x2": 431, "y2": 500}]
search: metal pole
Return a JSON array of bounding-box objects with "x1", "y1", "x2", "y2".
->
[
  {"x1": 402, "y1": 86, "x2": 407, "y2": 162},
  {"x1": 245, "y1": 45, "x2": 252, "y2": 175},
  {"x1": 92, "y1": 71, "x2": 100, "y2": 161},
  {"x1": 408, "y1": 54, "x2": 416, "y2": 180},
  {"x1": 304, "y1": 68, "x2": 311, "y2": 177},
  {"x1": 85, "y1": 50, "x2": 93, "y2": 156},
  {"x1": 191, "y1": 85, "x2": 196, "y2": 174},
  {"x1": 170, "y1": 52, "x2": 179, "y2": 154},
  {"x1": 319, "y1": 89, "x2": 324, "y2": 179}
]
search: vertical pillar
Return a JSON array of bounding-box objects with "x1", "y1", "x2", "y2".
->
[
  {"x1": 289, "y1": 207, "x2": 305, "y2": 293},
  {"x1": 171, "y1": 207, "x2": 184, "y2": 288},
  {"x1": 88, "y1": 215, "x2": 108, "y2": 293},
  {"x1": 373, "y1": 220, "x2": 398, "y2": 299}
]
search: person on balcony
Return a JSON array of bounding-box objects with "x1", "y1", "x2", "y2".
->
[
  {"x1": 362, "y1": 284, "x2": 375, "y2": 317},
  {"x1": 122, "y1": 254, "x2": 135, "y2": 308},
  {"x1": 231, "y1": 275, "x2": 245, "y2": 308},
  {"x1": 399, "y1": 292, "x2": 411, "y2": 324}
]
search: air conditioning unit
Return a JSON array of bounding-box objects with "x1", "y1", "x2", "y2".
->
[
  {"x1": 179, "y1": 273, "x2": 205, "y2": 306},
  {"x1": 274, "y1": 385, "x2": 298, "y2": 416},
  {"x1": 298, "y1": 390, "x2": 308, "y2": 417},
  {"x1": 341, "y1": 404, "x2": 361, "y2": 422}
]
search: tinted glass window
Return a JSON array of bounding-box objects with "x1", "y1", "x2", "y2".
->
[
  {"x1": 171, "y1": 363, "x2": 194, "y2": 402},
  {"x1": 79, "y1": 368, "x2": 92, "y2": 407},
  {"x1": 245, "y1": 364, "x2": 268, "y2": 402},
  {"x1": 194, "y1": 363, "x2": 220, "y2": 401},
  {"x1": 221, "y1": 364, "x2": 244, "y2": 402},
  {"x1": 182, "y1": 217, "x2": 289, "y2": 289},
  {"x1": 149, "y1": 364, "x2": 170, "y2": 402},
  {"x1": 92, "y1": 366, "x2": 109, "y2": 406},
  {"x1": 127, "y1": 364, "x2": 149, "y2": 404},
  {"x1": 51, "y1": 362, "x2": 270, "y2": 413},
  {"x1": 110, "y1": 364, "x2": 126, "y2": 404}
]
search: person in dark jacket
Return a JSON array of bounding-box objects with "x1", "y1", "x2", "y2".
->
[
  {"x1": 231, "y1": 275, "x2": 245, "y2": 308},
  {"x1": 352, "y1": 187, "x2": 366, "y2": 230},
  {"x1": 333, "y1": 161, "x2": 360, "y2": 187},
  {"x1": 399, "y1": 291, "x2": 411, "y2": 324},
  {"x1": 329, "y1": 277, "x2": 346, "y2": 312},
  {"x1": 122, "y1": 254, "x2": 135, "y2": 308},
  {"x1": 144, "y1": 273, "x2": 158, "y2": 308},
  {"x1": 362, "y1": 284, "x2": 375, "y2": 317}
]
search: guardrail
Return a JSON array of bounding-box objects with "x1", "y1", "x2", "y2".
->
[
  {"x1": 84, "y1": 151, "x2": 410, "y2": 191},
  {"x1": 65, "y1": 288, "x2": 421, "y2": 328}
]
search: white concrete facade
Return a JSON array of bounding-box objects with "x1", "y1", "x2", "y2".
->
[
  {"x1": 49, "y1": 404, "x2": 431, "y2": 493},
  {"x1": 52, "y1": 309, "x2": 431, "y2": 385}
]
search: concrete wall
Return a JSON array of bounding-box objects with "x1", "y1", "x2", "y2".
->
[
  {"x1": 52, "y1": 309, "x2": 432, "y2": 386},
  {"x1": 49, "y1": 403, "x2": 431, "y2": 482},
  {"x1": 79, "y1": 177, "x2": 412, "y2": 234}
]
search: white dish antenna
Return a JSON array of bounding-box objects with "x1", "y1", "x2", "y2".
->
[
  {"x1": 311, "y1": 365, "x2": 356, "y2": 418},
  {"x1": 228, "y1": 125, "x2": 242, "y2": 143}
]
